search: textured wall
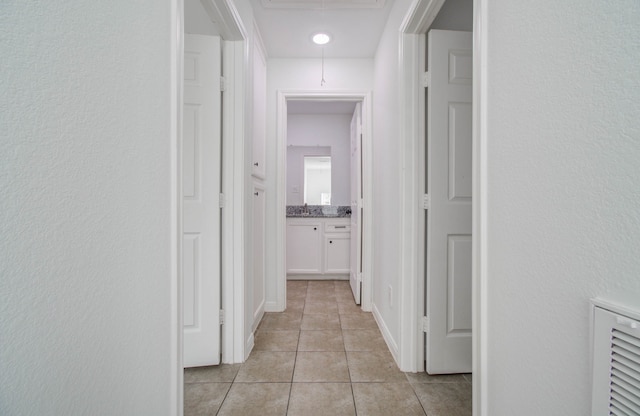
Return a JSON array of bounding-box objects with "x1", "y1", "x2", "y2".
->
[
  {"x1": 0, "y1": 1, "x2": 174, "y2": 414},
  {"x1": 371, "y1": 0, "x2": 416, "y2": 355},
  {"x1": 485, "y1": 1, "x2": 640, "y2": 414}
]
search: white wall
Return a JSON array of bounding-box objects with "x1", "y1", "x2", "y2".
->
[
  {"x1": 483, "y1": 1, "x2": 640, "y2": 414},
  {"x1": 370, "y1": 0, "x2": 416, "y2": 357},
  {"x1": 1, "y1": 2, "x2": 174, "y2": 414},
  {"x1": 287, "y1": 114, "x2": 352, "y2": 206},
  {"x1": 265, "y1": 58, "x2": 373, "y2": 308}
]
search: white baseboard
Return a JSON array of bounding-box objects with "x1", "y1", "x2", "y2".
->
[
  {"x1": 372, "y1": 302, "x2": 400, "y2": 365},
  {"x1": 264, "y1": 300, "x2": 283, "y2": 312},
  {"x1": 244, "y1": 332, "x2": 254, "y2": 361}
]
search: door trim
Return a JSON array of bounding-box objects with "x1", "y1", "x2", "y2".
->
[
  {"x1": 399, "y1": 0, "x2": 489, "y2": 414},
  {"x1": 398, "y1": 0, "x2": 446, "y2": 374},
  {"x1": 274, "y1": 91, "x2": 374, "y2": 313},
  {"x1": 170, "y1": 2, "x2": 183, "y2": 414},
  {"x1": 172, "y1": 0, "x2": 248, "y2": 413}
]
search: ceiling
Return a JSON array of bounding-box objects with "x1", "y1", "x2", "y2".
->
[{"x1": 249, "y1": 0, "x2": 395, "y2": 58}]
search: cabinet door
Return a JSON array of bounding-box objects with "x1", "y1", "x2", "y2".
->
[
  {"x1": 324, "y1": 234, "x2": 351, "y2": 274},
  {"x1": 286, "y1": 221, "x2": 322, "y2": 273}
]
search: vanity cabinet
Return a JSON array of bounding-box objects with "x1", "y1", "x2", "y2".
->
[
  {"x1": 286, "y1": 219, "x2": 322, "y2": 274},
  {"x1": 286, "y1": 218, "x2": 350, "y2": 278}
]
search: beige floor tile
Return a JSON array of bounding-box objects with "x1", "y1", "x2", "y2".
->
[
  {"x1": 347, "y1": 350, "x2": 406, "y2": 382},
  {"x1": 287, "y1": 280, "x2": 308, "y2": 290},
  {"x1": 307, "y1": 281, "x2": 335, "y2": 290},
  {"x1": 305, "y1": 289, "x2": 334, "y2": 297},
  {"x1": 352, "y1": 382, "x2": 426, "y2": 416},
  {"x1": 333, "y1": 280, "x2": 351, "y2": 289},
  {"x1": 287, "y1": 383, "x2": 355, "y2": 416},
  {"x1": 259, "y1": 312, "x2": 303, "y2": 330},
  {"x1": 184, "y1": 364, "x2": 241, "y2": 383},
  {"x1": 405, "y1": 372, "x2": 468, "y2": 384},
  {"x1": 411, "y1": 382, "x2": 472, "y2": 416},
  {"x1": 235, "y1": 351, "x2": 296, "y2": 382},
  {"x1": 254, "y1": 330, "x2": 300, "y2": 351},
  {"x1": 306, "y1": 292, "x2": 336, "y2": 302},
  {"x1": 463, "y1": 373, "x2": 472, "y2": 383},
  {"x1": 298, "y1": 330, "x2": 344, "y2": 351},
  {"x1": 217, "y1": 383, "x2": 290, "y2": 416},
  {"x1": 293, "y1": 351, "x2": 350, "y2": 382},
  {"x1": 335, "y1": 290, "x2": 356, "y2": 303},
  {"x1": 337, "y1": 301, "x2": 363, "y2": 314},
  {"x1": 342, "y1": 329, "x2": 387, "y2": 351},
  {"x1": 285, "y1": 298, "x2": 305, "y2": 312},
  {"x1": 339, "y1": 313, "x2": 378, "y2": 329},
  {"x1": 287, "y1": 286, "x2": 308, "y2": 298},
  {"x1": 304, "y1": 300, "x2": 338, "y2": 314},
  {"x1": 301, "y1": 313, "x2": 341, "y2": 330},
  {"x1": 184, "y1": 382, "x2": 231, "y2": 416},
  {"x1": 183, "y1": 281, "x2": 461, "y2": 416}
]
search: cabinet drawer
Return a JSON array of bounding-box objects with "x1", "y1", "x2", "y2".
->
[{"x1": 325, "y1": 222, "x2": 350, "y2": 233}]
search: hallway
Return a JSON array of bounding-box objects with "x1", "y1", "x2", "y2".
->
[{"x1": 184, "y1": 280, "x2": 471, "y2": 415}]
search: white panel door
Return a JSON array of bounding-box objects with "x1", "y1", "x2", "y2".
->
[
  {"x1": 183, "y1": 34, "x2": 222, "y2": 368},
  {"x1": 349, "y1": 103, "x2": 362, "y2": 304},
  {"x1": 426, "y1": 30, "x2": 472, "y2": 374}
]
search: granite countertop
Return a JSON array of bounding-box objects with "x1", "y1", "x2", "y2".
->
[{"x1": 286, "y1": 205, "x2": 351, "y2": 218}]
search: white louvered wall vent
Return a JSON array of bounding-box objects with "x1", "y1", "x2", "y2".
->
[{"x1": 591, "y1": 301, "x2": 640, "y2": 415}]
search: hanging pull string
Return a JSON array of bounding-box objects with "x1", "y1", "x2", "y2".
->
[
  {"x1": 321, "y1": 48, "x2": 326, "y2": 86},
  {"x1": 320, "y1": 0, "x2": 326, "y2": 86}
]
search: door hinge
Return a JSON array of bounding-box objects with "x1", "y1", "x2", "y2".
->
[
  {"x1": 219, "y1": 193, "x2": 226, "y2": 208},
  {"x1": 219, "y1": 309, "x2": 225, "y2": 325},
  {"x1": 220, "y1": 76, "x2": 227, "y2": 92},
  {"x1": 357, "y1": 273, "x2": 363, "y2": 283},
  {"x1": 422, "y1": 316, "x2": 430, "y2": 333},
  {"x1": 422, "y1": 71, "x2": 431, "y2": 88},
  {"x1": 422, "y1": 194, "x2": 431, "y2": 210}
]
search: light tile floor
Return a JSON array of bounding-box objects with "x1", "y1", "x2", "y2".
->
[{"x1": 185, "y1": 280, "x2": 472, "y2": 415}]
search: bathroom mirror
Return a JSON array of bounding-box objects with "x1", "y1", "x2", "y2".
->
[{"x1": 304, "y1": 156, "x2": 331, "y2": 205}]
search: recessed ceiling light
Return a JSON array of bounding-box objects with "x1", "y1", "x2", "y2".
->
[{"x1": 312, "y1": 33, "x2": 331, "y2": 45}]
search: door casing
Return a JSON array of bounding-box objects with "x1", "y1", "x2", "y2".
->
[
  {"x1": 399, "y1": 0, "x2": 488, "y2": 414},
  {"x1": 274, "y1": 91, "x2": 374, "y2": 313}
]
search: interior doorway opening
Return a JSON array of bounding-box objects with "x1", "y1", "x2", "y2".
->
[{"x1": 275, "y1": 92, "x2": 373, "y2": 314}]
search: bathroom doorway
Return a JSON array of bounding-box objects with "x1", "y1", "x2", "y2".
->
[{"x1": 275, "y1": 92, "x2": 373, "y2": 313}]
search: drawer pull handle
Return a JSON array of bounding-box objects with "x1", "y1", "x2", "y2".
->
[
  {"x1": 329, "y1": 240, "x2": 333, "y2": 244},
  {"x1": 334, "y1": 226, "x2": 346, "y2": 229}
]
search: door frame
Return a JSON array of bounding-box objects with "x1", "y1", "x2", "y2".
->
[
  {"x1": 275, "y1": 91, "x2": 374, "y2": 312},
  {"x1": 398, "y1": 0, "x2": 488, "y2": 414},
  {"x1": 171, "y1": 0, "x2": 248, "y2": 413}
]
